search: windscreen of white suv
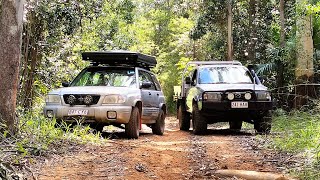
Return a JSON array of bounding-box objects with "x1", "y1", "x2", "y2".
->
[{"x1": 198, "y1": 66, "x2": 254, "y2": 84}]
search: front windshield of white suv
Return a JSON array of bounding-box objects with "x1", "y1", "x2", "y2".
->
[
  {"x1": 70, "y1": 67, "x2": 136, "y2": 87},
  {"x1": 198, "y1": 66, "x2": 253, "y2": 84}
]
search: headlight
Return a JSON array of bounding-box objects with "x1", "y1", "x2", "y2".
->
[
  {"x1": 45, "y1": 95, "x2": 61, "y2": 103},
  {"x1": 203, "y1": 92, "x2": 222, "y2": 101},
  {"x1": 103, "y1": 95, "x2": 126, "y2": 104},
  {"x1": 256, "y1": 91, "x2": 271, "y2": 101}
]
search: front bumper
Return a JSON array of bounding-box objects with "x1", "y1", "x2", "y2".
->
[
  {"x1": 201, "y1": 101, "x2": 273, "y2": 111},
  {"x1": 43, "y1": 104, "x2": 132, "y2": 124},
  {"x1": 198, "y1": 101, "x2": 273, "y2": 120}
]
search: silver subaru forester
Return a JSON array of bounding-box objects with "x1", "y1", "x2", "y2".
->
[{"x1": 44, "y1": 51, "x2": 166, "y2": 138}]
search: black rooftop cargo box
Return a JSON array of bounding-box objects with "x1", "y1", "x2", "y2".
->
[{"x1": 82, "y1": 50, "x2": 157, "y2": 69}]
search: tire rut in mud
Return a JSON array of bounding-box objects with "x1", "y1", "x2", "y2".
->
[
  {"x1": 187, "y1": 135, "x2": 220, "y2": 179},
  {"x1": 35, "y1": 145, "x2": 129, "y2": 180}
]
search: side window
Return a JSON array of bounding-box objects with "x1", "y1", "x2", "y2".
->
[
  {"x1": 138, "y1": 71, "x2": 156, "y2": 90},
  {"x1": 151, "y1": 74, "x2": 161, "y2": 91}
]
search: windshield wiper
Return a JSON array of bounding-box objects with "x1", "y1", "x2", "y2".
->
[
  {"x1": 211, "y1": 82, "x2": 228, "y2": 84},
  {"x1": 235, "y1": 82, "x2": 253, "y2": 84}
]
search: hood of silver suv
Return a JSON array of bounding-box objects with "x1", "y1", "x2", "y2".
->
[{"x1": 49, "y1": 86, "x2": 140, "y2": 95}]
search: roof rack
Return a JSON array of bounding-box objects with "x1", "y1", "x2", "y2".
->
[
  {"x1": 82, "y1": 50, "x2": 157, "y2": 69},
  {"x1": 186, "y1": 61, "x2": 242, "y2": 66}
]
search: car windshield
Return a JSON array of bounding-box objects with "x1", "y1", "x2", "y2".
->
[
  {"x1": 198, "y1": 66, "x2": 253, "y2": 84},
  {"x1": 70, "y1": 67, "x2": 136, "y2": 87}
]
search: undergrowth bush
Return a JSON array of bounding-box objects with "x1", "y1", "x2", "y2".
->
[
  {"x1": 0, "y1": 111, "x2": 105, "y2": 179},
  {"x1": 267, "y1": 109, "x2": 320, "y2": 179}
]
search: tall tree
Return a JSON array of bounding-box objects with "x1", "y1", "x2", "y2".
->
[
  {"x1": 19, "y1": 0, "x2": 104, "y2": 109},
  {"x1": 277, "y1": 0, "x2": 285, "y2": 89},
  {"x1": 247, "y1": 0, "x2": 256, "y2": 62},
  {"x1": 295, "y1": 0, "x2": 314, "y2": 107},
  {"x1": 296, "y1": 0, "x2": 314, "y2": 79},
  {"x1": 0, "y1": 0, "x2": 25, "y2": 134},
  {"x1": 227, "y1": 0, "x2": 233, "y2": 61}
]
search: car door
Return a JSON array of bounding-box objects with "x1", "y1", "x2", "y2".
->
[
  {"x1": 138, "y1": 70, "x2": 158, "y2": 122},
  {"x1": 186, "y1": 69, "x2": 198, "y2": 112},
  {"x1": 150, "y1": 73, "x2": 163, "y2": 109}
]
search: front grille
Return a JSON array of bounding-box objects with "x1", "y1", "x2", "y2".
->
[
  {"x1": 223, "y1": 90, "x2": 255, "y2": 101},
  {"x1": 63, "y1": 94, "x2": 100, "y2": 106},
  {"x1": 234, "y1": 92, "x2": 244, "y2": 99}
]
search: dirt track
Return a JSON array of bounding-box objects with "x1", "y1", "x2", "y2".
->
[{"x1": 33, "y1": 117, "x2": 291, "y2": 180}]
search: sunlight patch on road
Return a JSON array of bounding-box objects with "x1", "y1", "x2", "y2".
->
[{"x1": 141, "y1": 146, "x2": 189, "y2": 152}]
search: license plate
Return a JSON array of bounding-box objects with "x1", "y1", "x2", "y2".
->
[
  {"x1": 68, "y1": 109, "x2": 89, "y2": 116},
  {"x1": 231, "y1": 102, "x2": 248, "y2": 108}
]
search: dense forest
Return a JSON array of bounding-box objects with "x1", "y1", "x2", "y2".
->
[
  {"x1": 1, "y1": 0, "x2": 320, "y2": 179},
  {"x1": 1, "y1": 0, "x2": 320, "y2": 115}
]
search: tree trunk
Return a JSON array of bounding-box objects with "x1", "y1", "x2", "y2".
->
[
  {"x1": 227, "y1": 0, "x2": 233, "y2": 61},
  {"x1": 19, "y1": 11, "x2": 44, "y2": 110},
  {"x1": 0, "y1": 0, "x2": 25, "y2": 135},
  {"x1": 22, "y1": 42, "x2": 38, "y2": 109},
  {"x1": 276, "y1": 0, "x2": 285, "y2": 90},
  {"x1": 247, "y1": 0, "x2": 256, "y2": 63},
  {"x1": 280, "y1": 0, "x2": 285, "y2": 48},
  {"x1": 295, "y1": 0, "x2": 314, "y2": 108}
]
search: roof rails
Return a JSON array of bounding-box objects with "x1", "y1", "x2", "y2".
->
[
  {"x1": 82, "y1": 50, "x2": 157, "y2": 69},
  {"x1": 186, "y1": 61, "x2": 242, "y2": 66}
]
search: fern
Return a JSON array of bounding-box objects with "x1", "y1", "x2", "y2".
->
[{"x1": 256, "y1": 63, "x2": 276, "y2": 75}]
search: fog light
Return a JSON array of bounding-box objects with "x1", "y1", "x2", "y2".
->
[
  {"x1": 47, "y1": 110, "x2": 54, "y2": 118},
  {"x1": 84, "y1": 95, "x2": 93, "y2": 105},
  {"x1": 67, "y1": 95, "x2": 76, "y2": 105},
  {"x1": 227, "y1": 93, "x2": 235, "y2": 100},
  {"x1": 244, "y1": 93, "x2": 252, "y2": 100},
  {"x1": 107, "y1": 111, "x2": 117, "y2": 119}
]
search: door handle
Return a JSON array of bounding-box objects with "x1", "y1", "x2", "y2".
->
[
  {"x1": 148, "y1": 92, "x2": 152, "y2": 96},
  {"x1": 157, "y1": 94, "x2": 159, "y2": 96}
]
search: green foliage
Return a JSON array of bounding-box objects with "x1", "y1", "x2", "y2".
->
[
  {"x1": 190, "y1": 0, "x2": 227, "y2": 40},
  {"x1": 0, "y1": 111, "x2": 105, "y2": 169},
  {"x1": 272, "y1": 111, "x2": 320, "y2": 152},
  {"x1": 265, "y1": 109, "x2": 320, "y2": 179},
  {"x1": 19, "y1": 0, "x2": 105, "y2": 109},
  {"x1": 312, "y1": 2, "x2": 320, "y2": 50},
  {"x1": 128, "y1": 0, "x2": 197, "y2": 112},
  {"x1": 191, "y1": 0, "x2": 273, "y2": 63}
]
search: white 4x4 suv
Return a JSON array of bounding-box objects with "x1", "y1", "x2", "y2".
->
[{"x1": 44, "y1": 51, "x2": 166, "y2": 139}]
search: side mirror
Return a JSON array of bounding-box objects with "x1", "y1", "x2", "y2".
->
[
  {"x1": 247, "y1": 64, "x2": 254, "y2": 70},
  {"x1": 140, "y1": 81, "x2": 152, "y2": 89},
  {"x1": 185, "y1": 77, "x2": 191, "y2": 84},
  {"x1": 62, "y1": 82, "x2": 69, "y2": 87}
]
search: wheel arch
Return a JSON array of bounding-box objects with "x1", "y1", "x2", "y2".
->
[
  {"x1": 134, "y1": 101, "x2": 142, "y2": 116},
  {"x1": 134, "y1": 101, "x2": 142, "y2": 129},
  {"x1": 160, "y1": 103, "x2": 167, "y2": 115}
]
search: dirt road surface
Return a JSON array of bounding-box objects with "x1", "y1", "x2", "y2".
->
[{"x1": 32, "y1": 117, "x2": 293, "y2": 180}]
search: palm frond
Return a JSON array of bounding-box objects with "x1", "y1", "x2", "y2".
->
[{"x1": 256, "y1": 63, "x2": 276, "y2": 75}]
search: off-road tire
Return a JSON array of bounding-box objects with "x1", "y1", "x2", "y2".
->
[
  {"x1": 178, "y1": 104, "x2": 190, "y2": 131},
  {"x1": 192, "y1": 103, "x2": 207, "y2": 135},
  {"x1": 254, "y1": 111, "x2": 272, "y2": 134},
  {"x1": 125, "y1": 107, "x2": 140, "y2": 139},
  {"x1": 152, "y1": 109, "x2": 165, "y2": 135},
  {"x1": 229, "y1": 121, "x2": 242, "y2": 130}
]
